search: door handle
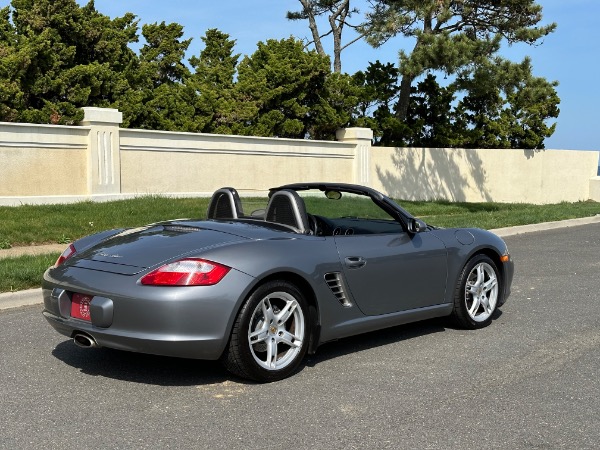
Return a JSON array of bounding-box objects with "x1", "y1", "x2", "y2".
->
[{"x1": 345, "y1": 256, "x2": 366, "y2": 269}]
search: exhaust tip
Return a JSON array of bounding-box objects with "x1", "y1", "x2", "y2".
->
[{"x1": 73, "y1": 333, "x2": 97, "y2": 349}]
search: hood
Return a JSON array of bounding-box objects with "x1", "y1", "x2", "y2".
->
[{"x1": 68, "y1": 221, "x2": 254, "y2": 275}]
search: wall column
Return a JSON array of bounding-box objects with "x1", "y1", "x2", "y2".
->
[
  {"x1": 336, "y1": 127, "x2": 373, "y2": 185},
  {"x1": 590, "y1": 176, "x2": 600, "y2": 202},
  {"x1": 80, "y1": 107, "x2": 123, "y2": 195}
]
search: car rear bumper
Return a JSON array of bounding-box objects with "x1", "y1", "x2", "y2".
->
[
  {"x1": 42, "y1": 310, "x2": 227, "y2": 359},
  {"x1": 41, "y1": 266, "x2": 255, "y2": 360}
]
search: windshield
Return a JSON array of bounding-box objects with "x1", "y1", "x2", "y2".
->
[{"x1": 298, "y1": 190, "x2": 395, "y2": 221}]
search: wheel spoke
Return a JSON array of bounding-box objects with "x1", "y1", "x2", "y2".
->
[
  {"x1": 266, "y1": 338, "x2": 278, "y2": 368},
  {"x1": 466, "y1": 283, "x2": 478, "y2": 295},
  {"x1": 480, "y1": 294, "x2": 491, "y2": 314},
  {"x1": 276, "y1": 299, "x2": 298, "y2": 325},
  {"x1": 249, "y1": 324, "x2": 269, "y2": 344},
  {"x1": 278, "y1": 330, "x2": 301, "y2": 348},
  {"x1": 483, "y1": 277, "x2": 497, "y2": 292},
  {"x1": 468, "y1": 296, "x2": 481, "y2": 316},
  {"x1": 476, "y1": 265, "x2": 485, "y2": 285},
  {"x1": 262, "y1": 298, "x2": 274, "y2": 323}
]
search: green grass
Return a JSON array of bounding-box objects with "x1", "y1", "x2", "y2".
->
[
  {"x1": 1, "y1": 195, "x2": 598, "y2": 293},
  {"x1": 0, "y1": 253, "x2": 60, "y2": 293},
  {"x1": 1, "y1": 195, "x2": 599, "y2": 247},
  {"x1": 0, "y1": 196, "x2": 209, "y2": 247},
  {"x1": 397, "y1": 199, "x2": 600, "y2": 230}
]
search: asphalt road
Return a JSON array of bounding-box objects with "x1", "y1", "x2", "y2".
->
[{"x1": 1, "y1": 223, "x2": 599, "y2": 449}]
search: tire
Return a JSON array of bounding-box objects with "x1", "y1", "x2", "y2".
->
[
  {"x1": 222, "y1": 280, "x2": 310, "y2": 382},
  {"x1": 451, "y1": 254, "x2": 500, "y2": 329}
]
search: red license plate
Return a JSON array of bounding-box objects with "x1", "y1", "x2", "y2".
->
[{"x1": 71, "y1": 293, "x2": 92, "y2": 321}]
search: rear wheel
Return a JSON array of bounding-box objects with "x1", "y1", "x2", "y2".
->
[
  {"x1": 223, "y1": 280, "x2": 309, "y2": 382},
  {"x1": 451, "y1": 255, "x2": 500, "y2": 329}
]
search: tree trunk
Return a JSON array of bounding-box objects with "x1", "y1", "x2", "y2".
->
[
  {"x1": 396, "y1": 73, "x2": 413, "y2": 122},
  {"x1": 396, "y1": 32, "x2": 424, "y2": 121},
  {"x1": 331, "y1": 20, "x2": 342, "y2": 73},
  {"x1": 300, "y1": 0, "x2": 326, "y2": 56}
]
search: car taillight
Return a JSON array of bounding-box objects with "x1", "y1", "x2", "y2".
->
[
  {"x1": 55, "y1": 244, "x2": 76, "y2": 267},
  {"x1": 140, "y1": 258, "x2": 230, "y2": 286}
]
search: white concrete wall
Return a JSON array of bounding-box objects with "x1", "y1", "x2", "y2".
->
[
  {"x1": 0, "y1": 122, "x2": 88, "y2": 197},
  {"x1": 119, "y1": 129, "x2": 355, "y2": 196},
  {"x1": 0, "y1": 107, "x2": 598, "y2": 205},
  {"x1": 371, "y1": 147, "x2": 600, "y2": 204}
]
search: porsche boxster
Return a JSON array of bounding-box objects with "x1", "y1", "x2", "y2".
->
[{"x1": 42, "y1": 183, "x2": 514, "y2": 382}]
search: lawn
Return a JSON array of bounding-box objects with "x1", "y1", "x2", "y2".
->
[
  {"x1": 1, "y1": 195, "x2": 598, "y2": 293},
  {"x1": 2, "y1": 195, "x2": 599, "y2": 248},
  {"x1": 0, "y1": 253, "x2": 60, "y2": 293}
]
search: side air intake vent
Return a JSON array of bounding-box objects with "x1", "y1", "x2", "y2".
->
[{"x1": 324, "y1": 272, "x2": 352, "y2": 307}]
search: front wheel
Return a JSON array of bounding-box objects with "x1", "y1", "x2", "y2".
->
[
  {"x1": 451, "y1": 255, "x2": 500, "y2": 329},
  {"x1": 222, "y1": 280, "x2": 310, "y2": 382}
]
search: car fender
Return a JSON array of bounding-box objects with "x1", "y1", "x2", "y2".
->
[
  {"x1": 196, "y1": 235, "x2": 380, "y2": 344},
  {"x1": 430, "y1": 228, "x2": 512, "y2": 303}
]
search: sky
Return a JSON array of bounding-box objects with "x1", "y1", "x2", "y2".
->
[{"x1": 5, "y1": 0, "x2": 599, "y2": 151}]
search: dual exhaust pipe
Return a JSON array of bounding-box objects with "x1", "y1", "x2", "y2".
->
[{"x1": 73, "y1": 333, "x2": 97, "y2": 349}]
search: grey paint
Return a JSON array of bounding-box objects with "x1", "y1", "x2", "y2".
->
[
  {"x1": 42, "y1": 183, "x2": 514, "y2": 362},
  {"x1": 334, "y1": 231, "x2": 448, "y2": 315}
]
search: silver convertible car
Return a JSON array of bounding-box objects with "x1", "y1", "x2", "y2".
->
[{"x1": 43, "y1": 183, "x2": 514, "y2": 382}]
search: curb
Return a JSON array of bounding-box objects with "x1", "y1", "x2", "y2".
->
[
  {"x1": 490, "y1": 214, "x2": 600, "y2": 237},
  {"x1": 2, "y1": 215, "x2": 600, "y2": 311},
  {"x1": 0, "y1": 288, "x2": 43, "y2": 311}
]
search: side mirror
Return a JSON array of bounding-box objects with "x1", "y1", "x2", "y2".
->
[{"x1": 407, "y1": 218, "x2": 426, "y2": 234}]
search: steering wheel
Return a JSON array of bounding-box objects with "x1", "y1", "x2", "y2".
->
[
  {"x1": 307, "y1": 214, "x2": 320, "y2": 235},
  {"x1": 309, "y1": 215, "x2": 336, "y2": 236}
]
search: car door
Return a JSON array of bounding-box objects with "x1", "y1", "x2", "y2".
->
[{"x1": 334, "y1": 230, "x2": 448, "y2": 316}]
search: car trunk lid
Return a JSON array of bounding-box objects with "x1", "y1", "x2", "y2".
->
[{"x1": 69, "y1": 223, "x2": 251, "y2": 275}]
